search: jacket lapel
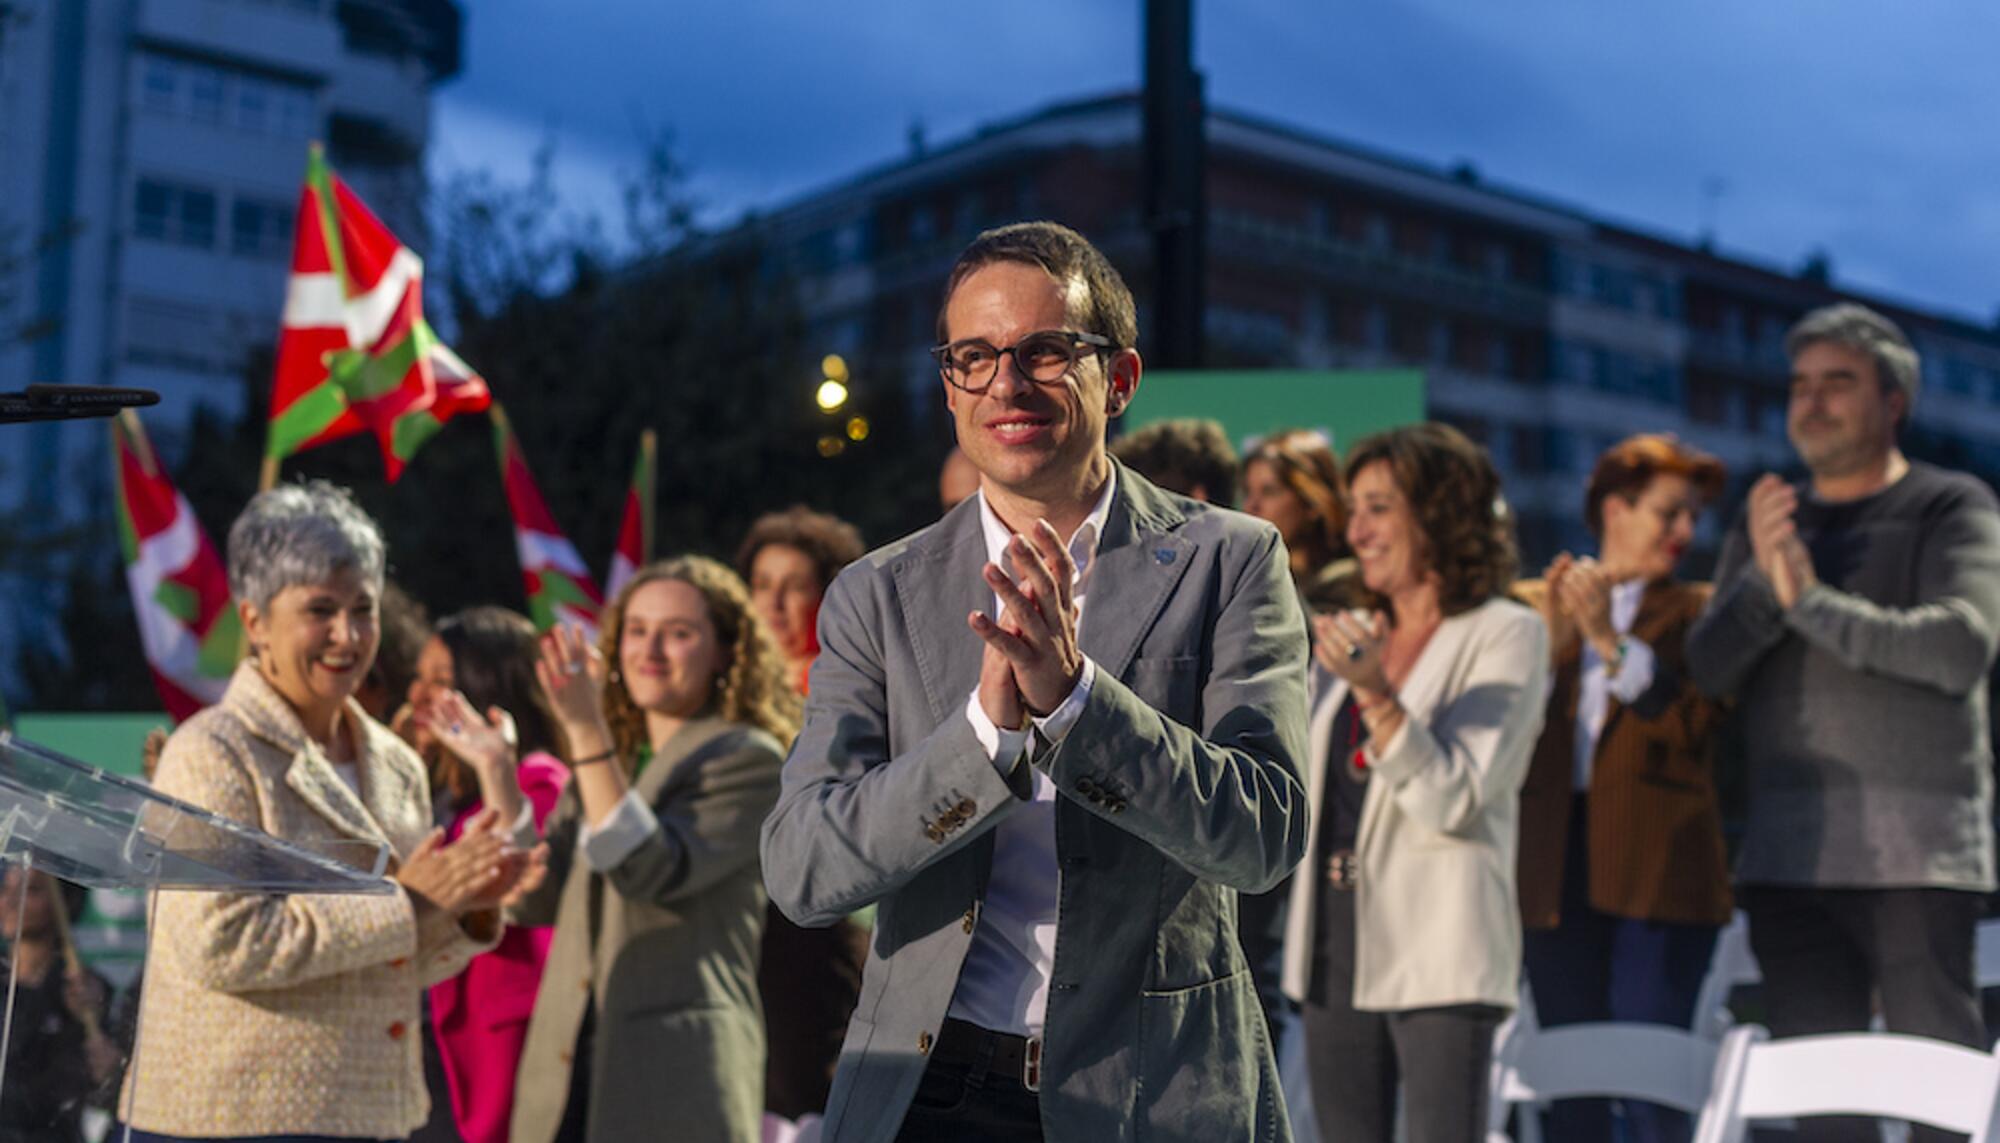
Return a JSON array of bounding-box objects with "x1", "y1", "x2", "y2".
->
[
  {"x1": 894, "y1": 502, "x2": 992, "y2": 729},
  {"x1": 1077, "y1": 469, "x2": 1193, "y2": 678},
  {"x1": 226, "y1": 663, "x2": 390, "y2": 847},
  {"x1": 1596, "y1": 578, "x2": 1681, "y2": 743}
]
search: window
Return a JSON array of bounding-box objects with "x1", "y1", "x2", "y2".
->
[
  {"x1": 231, "y1": 197, "x2": 294, "y2": 259},
  {"x1": 133, "y1": 178, "x2": 218, "y2": 248},
  {"x1": 187, "y1": 64, "x2": 224, "y2": 123},
  {"x1": 236, "y1": 76, "x2": 269, "y2": 133},
  {"x1": 276, "y1": 88, "x2": 316, "y2": 137},
  {"x1": 141, "y1": 57, "x2": 178, "y2": 112}
]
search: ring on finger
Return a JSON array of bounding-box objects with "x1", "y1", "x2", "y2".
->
[
  {"x1": 566, "y1": 662, "x2": 584, "y2": 676},
  {"x1": 1345, "y1": 642, "x2": 1364, "y2": 660}
]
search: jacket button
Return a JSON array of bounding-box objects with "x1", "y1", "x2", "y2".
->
[
  {"x1": 962, "y1": 906, "x2": 977, "y2": 934},
  {"x1": 1076, "y1": 777, "x2": 1098, "y2": 795},
  {"x1": 580, "y1": 976, "x2": 592, "y2": 992},
  {"x1": 918, "y1": 1031, "x2": 933, "y2": 1054},
  {"x1": 387, "y1": 1022, "x2": 406, "y2": 1040},
  {"x1": 559, "y1": 1050, "x2": 573, "y2": 1065},
  {"x1": 956, "y1": 797, "x2": 976, "y2": 817}
]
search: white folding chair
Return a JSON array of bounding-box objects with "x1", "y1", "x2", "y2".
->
[
  {"x1": 1485, "y1": 1021, "x2": 1757, "y2": 1143},
  {"x1": 1697, "y1": 1032, "x2": 2000, "y2": 1143},
  {"x1": 1692, "y1": 911, "x2": 1760, "y2": 1040}
]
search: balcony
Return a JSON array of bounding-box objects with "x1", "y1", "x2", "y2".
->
[
  {"x1": 135, "y1": 0, "x2": 341, "y2": 83},
  {"x1": 325, "y1": 48, "x2": 428, "y2": 156},
  {"x1": 1208, "y1": 211, "x2": 1549, "y2": 324}
]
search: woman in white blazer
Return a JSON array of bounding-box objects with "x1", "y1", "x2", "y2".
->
[{"x1": 1280, "y1": 423, "x2": 1549, "y2": 1143}]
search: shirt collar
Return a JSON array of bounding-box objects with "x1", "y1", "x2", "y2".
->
[{"x1": 975, "y1": 467, "x2": 1118, "y2": 590}]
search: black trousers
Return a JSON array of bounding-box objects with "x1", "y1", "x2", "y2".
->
[
  {"x1": 1742, "y1": 885, "x2": 1985, "y2": 1143},
  {"x1": 1302, "y1": 888, "x2": 1504, "y2": 1143},
  {"x1": 892, "y1": 1025, "x2": 1044, "y2": 1142}
]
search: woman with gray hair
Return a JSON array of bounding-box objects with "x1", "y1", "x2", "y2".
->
[{"x1": 120, "y1": 480, "x2": 546, "y2": 1143}]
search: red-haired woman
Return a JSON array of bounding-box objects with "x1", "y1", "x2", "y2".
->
[{"x1": 1514, "y1": 434, "x2": 1731, "y2": 1143}]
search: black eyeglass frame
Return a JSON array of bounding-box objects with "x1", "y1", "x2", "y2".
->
[{"x1": 929, "y1": 330, "x2": 1118, "y2": 394}]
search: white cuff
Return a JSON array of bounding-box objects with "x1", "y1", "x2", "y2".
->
[
  {"x1": 1606, "y1": 636, "x2": 1657, "y2": 705},
  {"x1": 964, "y1": 690, "x2": 1031, "y2": 775},
  {"x1": 578, "y1": 790, "x2": 658, "y2": 872},
  {"x1": 1030, "y1": 657, "x2": 1097, "y2": 747}
]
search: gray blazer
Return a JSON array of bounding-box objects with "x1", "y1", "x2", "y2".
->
[
  {"x1": 761, "y1": 465, "x2": 1310, "y2": 1143},
  {"x1": 510, "y1": 717, "x2": 784, "y2": 1143}
]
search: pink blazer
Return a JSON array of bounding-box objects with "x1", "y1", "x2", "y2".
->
[{"x1": 428, "y1": 752, "x2": 570, "y2": 1143}]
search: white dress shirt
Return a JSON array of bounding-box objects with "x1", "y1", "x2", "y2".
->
[
  {"x1": 948, "y1": 472, "x2": 1115, "y2": 1036},
  {"x1": 1572, "y1": 579, "x2": 1657, "y2": 789}
]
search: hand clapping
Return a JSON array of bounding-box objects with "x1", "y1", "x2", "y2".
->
[
  {"x1": 1312, "y1": 609, "x2": 1391, "y2": 699},
  {"x1": 967, "y1": 520, "x2": 1085, "y2": 718},
  {"x1": 1747, "y1": 474, "x2": 1817, "y2": 608}
]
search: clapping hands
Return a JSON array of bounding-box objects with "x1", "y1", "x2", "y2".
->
[
  {"x1": 968, "y1": 521, "x2": 1085, "y2": 723},
  {"x1": 1747, "y1": 474, "x2": 1817, "y2": 608}
]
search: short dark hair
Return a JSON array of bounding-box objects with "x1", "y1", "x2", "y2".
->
[
  {"x1": 1341, "y1": 422, "x2": 1517, "y2": 616},
  {"x1": 1785, "y1": 302, "x2": 1920, "y2": 425},
  {"x1": 936, "y1": 221, "x2": 1138, "y2": 352},
  {"x1": 734, "y1": 506, "x2": 867, "y2": 593},
  {"x1": 432, "y1": 606, "x2": 568, "y2": 801},
  {"x1": 366, "y1": 579, "x2": 432, "y2": 714},
  {"x1": 1584, "y1": 434, "x2": 1727, "y2": 537},
  {"x1": 1112, "y1": 419, "x2": 1240, "y2": 505}
]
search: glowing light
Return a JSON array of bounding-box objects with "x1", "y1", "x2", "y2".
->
[
  {"x1": 821, "y1": 354, "x2": 849, "y2": 382},
  {"x1": 815, "y1": 379, "x2": 849, "y2": 411},
  {"x1": 846, "y1": 416, "x2": 871, "y2": 442},
  {"x1": 816, "y1": 435, "x2": 846, "y2": 458}
]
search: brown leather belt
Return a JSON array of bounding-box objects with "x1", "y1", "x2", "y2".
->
[
  {"x1": 1328, "y1": 848, "x2": 1359, "y2": 891},
  {"x1": 936, "y1": 1017, "x2": 1045, "y2": 1093}
]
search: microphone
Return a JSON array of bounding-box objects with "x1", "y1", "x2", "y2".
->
[{"x1": 0, "y1": 384, "x2": 161, "y2": 424}]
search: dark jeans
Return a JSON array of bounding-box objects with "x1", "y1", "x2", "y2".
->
[
  {"x1": 1522, "y1": 798, "x2": 1721, "y2": 1143},
  {"x1": 1743, "y1": 885, "x2": 1985, "y2": 1143},
  {"x1": 892, "y1": 1041, "x2": 1044, "y2": 1143},
  {"x1": 1303, "y1": 888, "x2": 1503, "y2": 1143}
]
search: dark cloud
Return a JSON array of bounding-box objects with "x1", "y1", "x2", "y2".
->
[{"x1": 434, "y1": 0, "x2": 2000, "y2": 320}]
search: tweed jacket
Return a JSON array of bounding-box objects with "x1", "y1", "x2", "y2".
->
[
  {"x1": 508, "y1": 717, "x2": 784, "y2": 1143},
  {"x1": 122, "y1": 662, "x2": 494, "y2": 1139},
  {"x1": 1513, "y1": 578, "x2": 1732, "y2": 928},
  {"x1": 1281, "y1": 597, "x2": 1549, "y2": 1012},
  {"x1": 761, "y1": 466, "x2": 1311, "y2": 1143}
]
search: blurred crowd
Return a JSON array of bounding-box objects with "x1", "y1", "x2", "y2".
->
[{"x1": 2, "y1": 220, "x2": 1995, "y2": 1143}]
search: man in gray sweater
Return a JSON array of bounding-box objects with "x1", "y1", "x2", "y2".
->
[{"x1": 1689, "y1": 303, "x2": 2000, "y2": 1143}]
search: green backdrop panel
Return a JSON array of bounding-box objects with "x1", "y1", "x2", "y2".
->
[{"x1": 1125, "y1": 368, "x2": 1427, "y2": 457}]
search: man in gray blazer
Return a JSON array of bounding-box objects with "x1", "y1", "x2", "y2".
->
[{"x1": 761, "y1": 221, "x2": 1309, "y2": 1142}]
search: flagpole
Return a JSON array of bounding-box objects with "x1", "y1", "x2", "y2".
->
[{"x1": 638, "y1": 428, "x2": 657, "y2": 564}]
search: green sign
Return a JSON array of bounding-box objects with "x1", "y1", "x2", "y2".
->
[{"x1": 1125, "y1": 368, "x2": 1427, "y2": 457}]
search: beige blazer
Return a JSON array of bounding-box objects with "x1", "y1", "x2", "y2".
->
[
  {"x1": 122, "y1": 663, "x2": 493, "y2": 1139},
  {"x1": 509, "y1": 717, "x2": 784, "y2": 1143},
  {"x1": 1281, "y1": 597, "x2": 1548, "y2": 1011}
]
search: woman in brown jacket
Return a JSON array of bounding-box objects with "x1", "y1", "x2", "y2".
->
[
  {"x1": 1514, "y1": 435, "x2": 1730, "y2": 1143},
  {"x1": 504, "y1": 556, "x2": 797, "y2": 1143}
]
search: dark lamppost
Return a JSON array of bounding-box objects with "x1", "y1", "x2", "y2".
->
[{"x1": 1143, "y1": 0, "x2": 1206, "y2": 369}]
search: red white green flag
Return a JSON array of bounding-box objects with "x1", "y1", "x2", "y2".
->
[
  {"x1": 493, "y1": 406, "x2": 603, "y2": 636},
  {"x1": 113, "y1": 412, "x2": 240, "y2": 720},
  {"x1": 604, "y1": 430, "x2": 656, "y2": 602},
  {"x1": 265, "y1": 143, "x2": 489, "y2": 481}
]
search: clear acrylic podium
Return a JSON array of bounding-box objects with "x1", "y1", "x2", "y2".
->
[{"x1": 0, "y1": 729, "x2": 395, "y2": 1140}]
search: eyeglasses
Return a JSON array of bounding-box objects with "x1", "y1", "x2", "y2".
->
[{"x1": 930, "y1": 330, "x2": 1116, "y2": 394}]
